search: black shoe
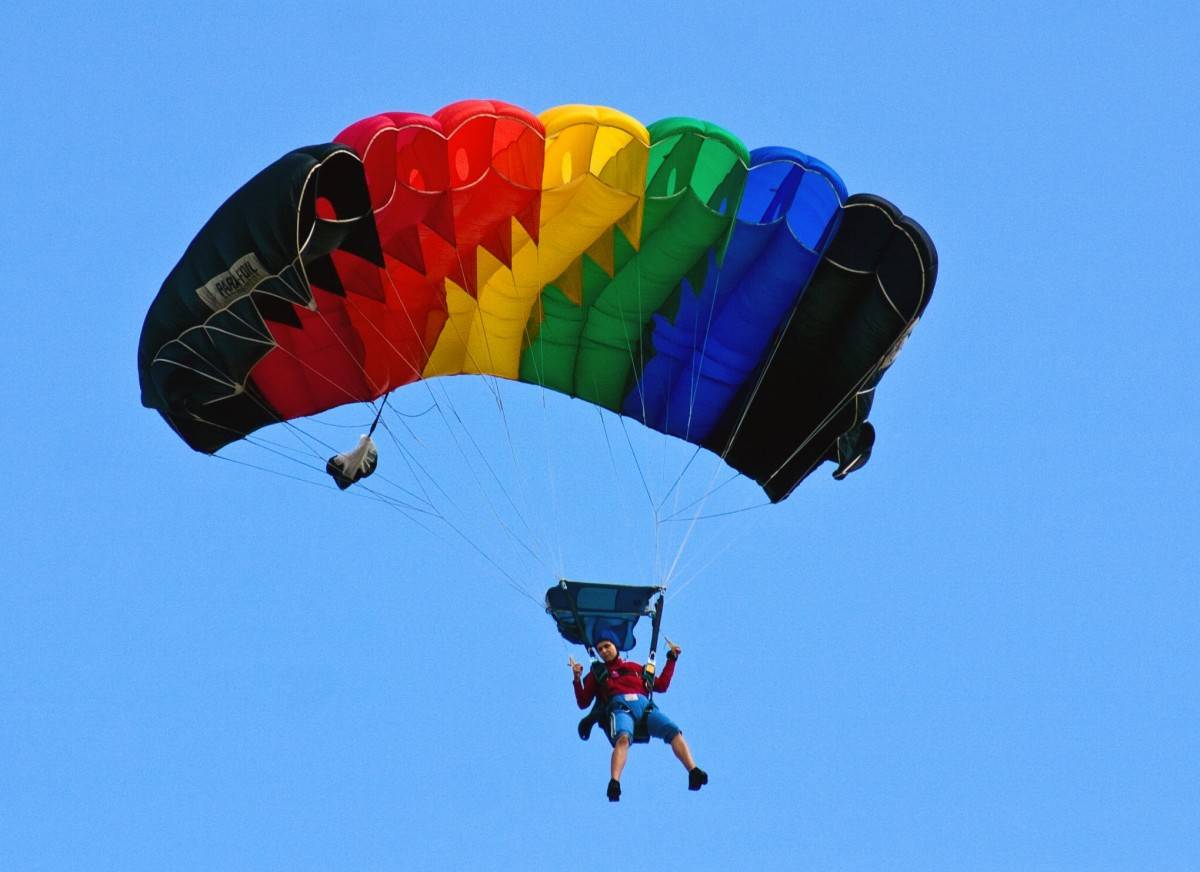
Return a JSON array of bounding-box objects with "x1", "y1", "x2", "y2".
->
[
  {"x1": 688, "y1": 767, "x2": 708, "y2": 791},
  {"x1": 607, "y1": 778, "x2": 621, "y2": 802}
]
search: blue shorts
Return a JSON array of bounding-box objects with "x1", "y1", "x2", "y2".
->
[{"x1": 607, "y1": 693, "x2": 680, "y2": 745}]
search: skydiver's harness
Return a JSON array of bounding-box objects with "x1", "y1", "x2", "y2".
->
[
  {"x1": 564, "y1": 585, "x2": 666, "y2": 746},
  {"x1": 580, "y1": 656, "x2": 675, "y2": 745}
]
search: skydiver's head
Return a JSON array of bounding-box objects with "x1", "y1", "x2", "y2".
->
[{"x1": 595, "y1": 630, "x2": 621, "y2": 663}]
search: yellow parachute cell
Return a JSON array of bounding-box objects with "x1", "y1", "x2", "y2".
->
[{"x1": 423, "y1": 105, "x2": 649, "y2": 378}]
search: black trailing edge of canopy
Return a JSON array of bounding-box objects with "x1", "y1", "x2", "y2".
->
[
  {"x1": 705, "y1": 194, "x2": 938, "y2": 501},
  {"x1": 136, "y1": 143, "x2": 380, "y2": 454}
]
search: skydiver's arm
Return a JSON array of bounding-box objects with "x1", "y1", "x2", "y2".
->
[
  {"x1": 652, "y1": 653, "x2": 677, "y2": 693},
  {"x1": 574, "y1": 671, "x2": 596, "y2": 709}
]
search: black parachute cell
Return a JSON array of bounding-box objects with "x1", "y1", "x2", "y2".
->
[
  {"x1": 706, "y1": 194, "x2": 938, "y2": 501},
  {"x1": 137, "y1": 144, "x2": 376, "y2": 453}
]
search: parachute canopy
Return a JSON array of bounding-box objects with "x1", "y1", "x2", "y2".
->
[
  {"x1": 139, "y1": 100, "x2": 937, "y2": 501},
  {"x1": 545, "y1": 580, "x2": 664, "y2": 651}
]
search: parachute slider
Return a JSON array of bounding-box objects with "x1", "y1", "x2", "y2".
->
[{"x1": 326, "y1": 434, "x2": 379, "y2": 490}]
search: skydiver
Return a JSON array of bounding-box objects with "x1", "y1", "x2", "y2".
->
[{"x1": 569, "y1": 629, "x2": 708, "y2": 801}]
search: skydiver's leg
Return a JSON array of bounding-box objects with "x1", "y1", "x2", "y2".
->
[
  {"x1": 646, "y1": 705, "x2": 707, "y2": 790},
  {"x1": 608, "y1": 704, "x2": 634, "y2": 783},
  {"x1": 669, "y1": 732, "x2": 696, "y2": 770},
  {"x1": 610, "y1": 734, "x2": 630, "y2": 780},
  {"x1": 669, "y1": 732, "x2": 708, "y2": 790},
  {"x1": 608, "y1": 734, "x2": 630, "y2": 801},
  {"x1": 646, "y1": 707, "x2": 693, "y2": 771}
]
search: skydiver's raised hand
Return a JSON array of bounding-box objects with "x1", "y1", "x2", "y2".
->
[
  {"x1": 569, "y1": 656, "x2": 584, "y2": 679},
  {"x1": 666, "y1": 637, "x2": 682, "y2": 659}
]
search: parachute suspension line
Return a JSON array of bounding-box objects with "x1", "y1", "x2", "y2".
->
[
  {"x1": 238, "y1": 431, "x2": 325, "y2": 464},
  {"x1": 534, "y1": 233, "x2": 569, "y2": 582},
  {"x1": 333, "y1": 257, "x2": 556, "y2": 585},
  {"x1": 661, "y1": 431, "x2": 756, "y2": 587},
  {"x1": 228, "y1": 362, "x2": 540, "y2": 606},
  {"x1": 388, "y1": 391, "x2": 477, "y2": 515},
  {"x1": 615, "y1": 409, "x2": 663, "y2": 584},
  {"x1": 660, "y1": 407, "x2": 743, "y2": 584},
  {"x1": 483, "y1": 369, "x2": 557, "y2": 571},
  {"x1": 357, "y1": 414, "x2": 545, "y2": 606},
  {"x1": 675, "y1": 226, "x2": 738, "y2": 534},
  {"x1": 682, "y1": 248, "x2": 727, "y2": 444},
  {"x1": 424, "y1": 379, "x2": 557, "y2": 580},
  {"x1": 161, "y1": 328, "x2": 338, "y2": 472},
  {"x1": 208, "y1": 307, "x2": 405, "y2": 503},
  {"x1": 595, "y1": 404, "x2": 621, "y2": 471},
  {"x1": 407, "y1": 375, "x2": 551, "y2": 580},
  {"x1": 522, "y1": 232, "x2": 564, "y2": 581},
  {"x1": 206, "y1": 412, "x2": 476, "y2": 562},
  {"x1": 658, "y1": 252, "x2": 820, "y2": 586},
  {"x1": 441, "y1": 238, "x2": 559, "y2": 573},
  {"x1": 613, "y1": 231, "x2": 663, "y2": 585},
  {"x1": 364, "y1": 412, "x2": 549, "y2": 604},
  {"x1": 286, "y1": 416, "x2": 381, "y2": 430},
  {"x1": 717, "y1": 257, "x2": 809, "y2": 467},
  {"x1": 374, "y1": 419, "x2": 478, "y2": 559},
  {"x1": 220, "y1": 304, "x2": 382, "y2": 423},
  {"x1": 361, "y1": 416, "x2": 469, "y2": 519},
  {"x1": 655, "y1": 245, "x2": 730, "y2": 524},
  {"x1": 272, "y1": 412, "x2": 439, "y2": 512},
  {"x1": 662, "y1": 472, "x2": 740, "y2": 520},
  {"x1": 646, "y1": 225, "x2": 735, "y2": 584},
  {"x1": 438, "y1": 376, "x2": 556, "y2": 574},
  {"x1": 366, "y1": 265, "x2": 538, "y2": 529},
  {"x1": 655, "y1": 446, "x2": 703, "y2": 511},
  {"x1": 374, "y1": 414, "x2": 547, "y2": 600},
  {"x1": 211, "y1": 453, "x2": 444, "y2": 522},
  {"x1": 203, "y1": 283, "x2": 544, "y2": 586},
  {"x1": 210, "y1": 445, "x2": 336, "y2": 490},
  {"x1": 660, "y1": 478, "x2": 714, "y2": 587},
  {"x1": 390, "y1": 402, "x2": 438, "y2": 419},
  {"x1": 209, "y1": 429, "x2": 441, "y2": 520},
  {"x1": 663, "y1": 256, "x2": 817, "y2": 583},
  {"x1": 531, "y1": 318, "x2": 566, "y2": 581},
  {"x1": 666, "y1": 500, "x2": 772, "y2": 523},
  {"x1": 665, "y1": 510, "x2": 760, "y2": 603},
  {"x1": 268, "y1": 300, "x2": 385, "y2": 398},
  {"x1": 198, "y1": 409, "x2": 440, "y2": 516},
  {"x1": 366, "y1": 478, "x2": 543, "y2": 609},
  {"x1": 377, "y1": 416, "x2": 455, "y2": 513},
  {"x1": 240, "y1": 269, "x2": 454, "y2": 514},
  {"x1": 167, "y1": 317, "x2": 445, "y2": 517}
]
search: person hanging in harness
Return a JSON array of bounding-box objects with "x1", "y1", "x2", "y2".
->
[{"x1": 569, "y1": 628, "x2": 708, "y2": 802}]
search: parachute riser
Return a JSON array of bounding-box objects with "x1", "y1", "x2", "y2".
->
[{"x1": 643, "y1": 593, "x2": 665, "y2": 699}]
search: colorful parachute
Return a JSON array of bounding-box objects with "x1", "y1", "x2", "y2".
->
[{"x1": 138, "y1": 100, "x2": 937, "y2": 501}]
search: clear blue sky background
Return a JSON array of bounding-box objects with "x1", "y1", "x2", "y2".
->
[{"x1": 2, "y1": 2, "x2": 1197, "y2": 870}]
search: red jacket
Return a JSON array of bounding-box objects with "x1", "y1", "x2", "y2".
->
[{"x1": 573, "y1": 655, "x2": 676, "y2": 708}]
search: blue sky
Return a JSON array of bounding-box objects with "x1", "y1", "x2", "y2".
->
[{"x1": 2, "y1": 2, "x2": 1197, "y2": 870}]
